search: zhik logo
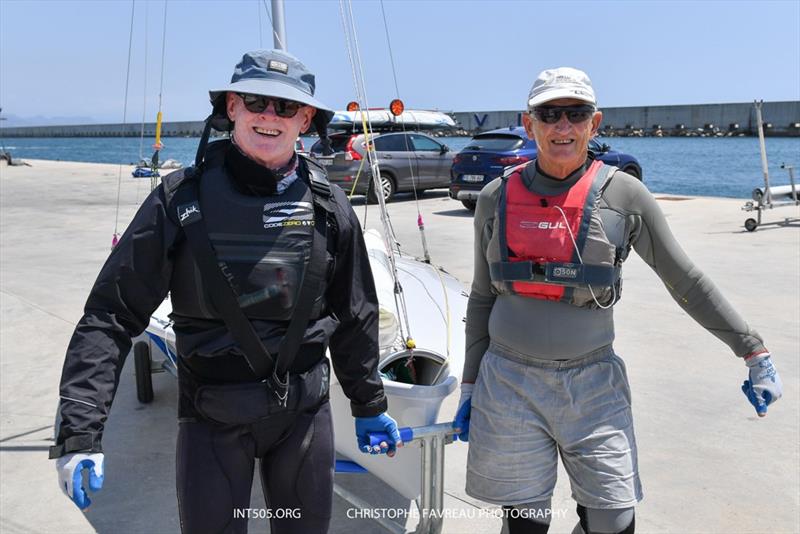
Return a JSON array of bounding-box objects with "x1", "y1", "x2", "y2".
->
[
  {"x1": 263, "y1": 201, "x2": 314, "y2": 229},
  {"x1": 178, "y1": 203, "x2": 201, "y2": 223}
]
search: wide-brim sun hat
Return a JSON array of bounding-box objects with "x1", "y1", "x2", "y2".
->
[
  {"x1": 527, "y1": 67, "x2": 596, "y2": 109},
  {"x1": 209, "y1": 49, "x2": 334, "y2": 132}
]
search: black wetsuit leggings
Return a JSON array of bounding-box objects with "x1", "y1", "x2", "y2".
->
[{"x1": 176, "y1": 401, "x2": 334, "y2": 534}]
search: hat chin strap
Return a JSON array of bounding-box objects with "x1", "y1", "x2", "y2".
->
[
  {"x1": 194, "y1": 115, "x2": 215, "y2": 168},
  {"x1": 313, "y1": 114, "x2": 334, "y2": 156}
]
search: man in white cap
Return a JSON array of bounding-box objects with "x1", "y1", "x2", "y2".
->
[
  {"x1": 453, "y1": 67, "x2": 782, "y2": 533},
  {"x1": 51, "y1": 49, "x2": 401, "y2": 533}
]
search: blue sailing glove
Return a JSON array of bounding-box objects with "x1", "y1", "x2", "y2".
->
[
  {"x1": 453, "y1": 382, "x2": 474, "y2": 442},
  {"x1": 355, "y1": 413, "x2": 402, "y2": 456},
  {"x1": 742, "y1": 352, "x2": 783, "y2": 417},
  {"x1": 55, "y1": 452, "x2": 105, "y2": 510}
]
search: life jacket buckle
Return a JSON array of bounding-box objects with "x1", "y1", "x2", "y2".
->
[{"x1": 271, "y1": 369, "x2": 290, "y2": 408}]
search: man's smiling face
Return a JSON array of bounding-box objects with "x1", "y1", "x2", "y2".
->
[
  {"x1": 522, "y1": 97, "x2": 602, "y2": 179},
  {"x1": 226, "y1": 92, "x2": 316, "y2": 169}
]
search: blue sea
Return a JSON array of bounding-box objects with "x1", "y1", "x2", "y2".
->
[{"x1": 2, "y1": 135, "x2": 798, "y2": 199}]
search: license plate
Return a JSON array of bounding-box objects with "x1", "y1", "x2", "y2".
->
[
  {"x1": 462, "y1": 174, "x2": 484, "y2": 182},
  {"x1": 316, "y1": 158, "x2": 333, "y2": 166}
]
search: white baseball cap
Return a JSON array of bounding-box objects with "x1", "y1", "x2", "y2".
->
[{"x1": 527, "y1": 67, "x2": 596, "y2": 109}]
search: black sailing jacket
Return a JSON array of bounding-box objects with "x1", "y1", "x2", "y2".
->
[{"x1": 53, "y1": 140, "x2": 387, "y2": 456}]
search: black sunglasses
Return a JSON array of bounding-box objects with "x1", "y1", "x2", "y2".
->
[
  {"x1": 531, "y1": 105, "x2": 596, "y2": 125},
  {"x1": 237, "y1": 93, "x2": 305, "y2": 118}
]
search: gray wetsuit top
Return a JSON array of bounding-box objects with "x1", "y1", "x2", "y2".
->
[{"x1": 463, "y1": 159, "x2": 766, "y2": 383}]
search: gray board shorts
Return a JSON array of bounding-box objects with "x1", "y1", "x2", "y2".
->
[{"x1": 466, "y1": 343, "x2": 643, "y2": 509}]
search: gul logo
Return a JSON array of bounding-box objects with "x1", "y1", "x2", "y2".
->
[
  {"x1": 519, "y1": 221, "x2": 566, "y2": 230},
  {"x1": 553, "y1": 266, "x2": 578, "y2": 279},
  {"x1": 263, "y1": 201, "x2": 314, "y2": 229}
]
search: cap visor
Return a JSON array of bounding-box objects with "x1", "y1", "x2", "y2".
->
[{"x1": 528, "y1": 89, "x2": 595, "y2": 108}]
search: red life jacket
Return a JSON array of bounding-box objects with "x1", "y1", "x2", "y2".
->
[{"x1": 490, "y1": 159, "x2": 621, "y2": 306}]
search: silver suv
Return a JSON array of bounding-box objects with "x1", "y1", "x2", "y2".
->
[{"x1": 310, "y1": 132, "x2": 454, "y2": 203}]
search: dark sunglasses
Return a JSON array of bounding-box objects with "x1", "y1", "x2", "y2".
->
[
  {"x1": 530, "y1": 105, "x2": 596, "y2": 125},
  {"x1": 237, "y1": 93, "x2": 305, "y2": 118}
]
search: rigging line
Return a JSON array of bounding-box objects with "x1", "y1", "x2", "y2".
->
[
  {"x1": 379, "y1": 0, "x2": 430, "y2": 263},
  {"x1": 135, "y1": 1, "x2": 149, "y2": 205},
  {"x1": 343, "y1": 3, "x2": 388, "y2": 247},
  {"x1": 156, "y1": 0, "x2": 168, "y2": 115},
  {"x1": 113, "y1": 0, "x2": 137, "y2": 246},
  {"x1": 344, "y1": 1, "x2": 405, "y2": 289},
  {"x1": 345, "y1": 0, "x2": 395, "y2": 248},
  {"x1": 138, "y1": 0, "x2": 149, "y2": 163},
  {"x1": 339, "y1": 0, "x2": 409, "y2": 343},
  {"x1": 257, "y1": 0, "x2": 263, "y2": 48},
  {"x1": 149, "y1": 0, "x2": 168, "y2": 193},
  {"x1": 343, "y1": 0, "x2": 413, "y2": 346},
  {"x1": 261, "y1": 0, "x2": 285, "y2": 51},
  {"x1": 337, "y1": 1, "x2": 371, "y2": 229},
  {"x1": 395, "y1": 261, "x2": 452, "y2": 384},
  {"x1": 378, "y1": 0, "x2": 401, "y2": 98}
]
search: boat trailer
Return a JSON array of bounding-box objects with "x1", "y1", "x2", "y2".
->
[
  {"x1": 741, "y1": 101, "x2": 800, "y2": 231},
  {"x1": 335, "y1": 422, "x2": 458, "y2": 534}
]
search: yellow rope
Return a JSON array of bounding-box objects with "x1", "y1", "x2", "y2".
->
[
  {"x1": 348, "y1": 110, "x2": 378, "y2": 199},
  {"x1": 348, "y1": 149, "x2": 367, "y2": 198}
]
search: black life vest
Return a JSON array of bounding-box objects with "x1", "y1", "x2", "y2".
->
[{"x1": 165, "y1": 141, "x2": 335, "y2": 322}]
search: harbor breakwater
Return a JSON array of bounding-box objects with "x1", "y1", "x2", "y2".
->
[
  {"x1": 2, "y1": 101, "x2": 798, "y2": 138},
  {"x1": 452, "y1": 101, "x2": 800, "y2": 137}
]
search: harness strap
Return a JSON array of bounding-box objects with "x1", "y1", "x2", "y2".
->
[
  {"x1": 489, "y1": 260, "x2": 620, "y2": 287},
  {"x1": 273, "y1": 186, "x2": 329, "y2": 380}
]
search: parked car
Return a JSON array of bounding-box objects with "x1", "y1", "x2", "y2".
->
[
  {"x1": 310, "y1": 131, "x2": 454, "y2": 203},
  {"x1": 449, "y1": 126, "x2": 642, "y2": 210}
]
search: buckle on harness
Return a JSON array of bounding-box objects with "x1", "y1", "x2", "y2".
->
[{"x1": 271, "y1": 369, "x2": 290, "y2": 408}]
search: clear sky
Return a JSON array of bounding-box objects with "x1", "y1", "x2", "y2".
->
[{"x1": 1, "y1": 0, "x2": 799, "y2": 126}]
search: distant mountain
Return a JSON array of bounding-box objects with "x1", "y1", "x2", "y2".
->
[{"x1": 0, "y1": 114, "x2": 103, "y2": 127}]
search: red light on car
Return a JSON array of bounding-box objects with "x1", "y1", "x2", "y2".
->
[
  {"x1": 453, "y1": 154, "x2": 462, "y2": 164},
  {"x1": 343, "y1": 175, "x2": 353, "y2": 182},
  {"x1": 389, "y1": 99, "x2": 404, "y2": 116},
  {"x1": 493, "y1": 155, "x2": 530, "y2": 166},
  {"x1": 345, "y1": 136, "x2": 362, "y2": 161}
]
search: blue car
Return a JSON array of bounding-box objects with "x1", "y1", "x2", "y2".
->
[{"x1": 449, "y1": 126, "x2": 642, "y2": 210}]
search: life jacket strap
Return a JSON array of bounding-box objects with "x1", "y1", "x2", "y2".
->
[{"x1": 490, "y1": 260, "x2": 620, "y2": 288}]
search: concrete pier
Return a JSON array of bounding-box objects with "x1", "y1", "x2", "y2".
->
[{"x1": 1, "y1": 159, "x2": 798, "y2": 533}]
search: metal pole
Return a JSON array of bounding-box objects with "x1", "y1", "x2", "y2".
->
[
  {"x1": 271, "y1": 0, "x2": 287, "y2": 50},
  {"x1": 431, "y1": 435, "x2": 446, "y2": 534},
  {"x1": 779, "y1": 164, "x2": 799, "y2": 203},
  {"x1": 754, "y1": 101, "x2": 772, "y2": 204},
  {"x1": 417, "y1": 437, "x2": 433, "y2": 534}
]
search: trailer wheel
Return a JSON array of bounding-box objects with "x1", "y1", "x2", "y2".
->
[
  {"x1": 744, "y1": 218, "x2": 758, "y2": 232},
  {"x1": 461, "y1": 199, "x2": 477, "y2": 211},
  {"x1": 134, "y1": 342, "x2": 154, "y2": 404}
]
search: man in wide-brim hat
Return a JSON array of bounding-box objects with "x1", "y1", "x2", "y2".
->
[{"x1": 51, "y1": 49, "x2": 401, "y2": 534}]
